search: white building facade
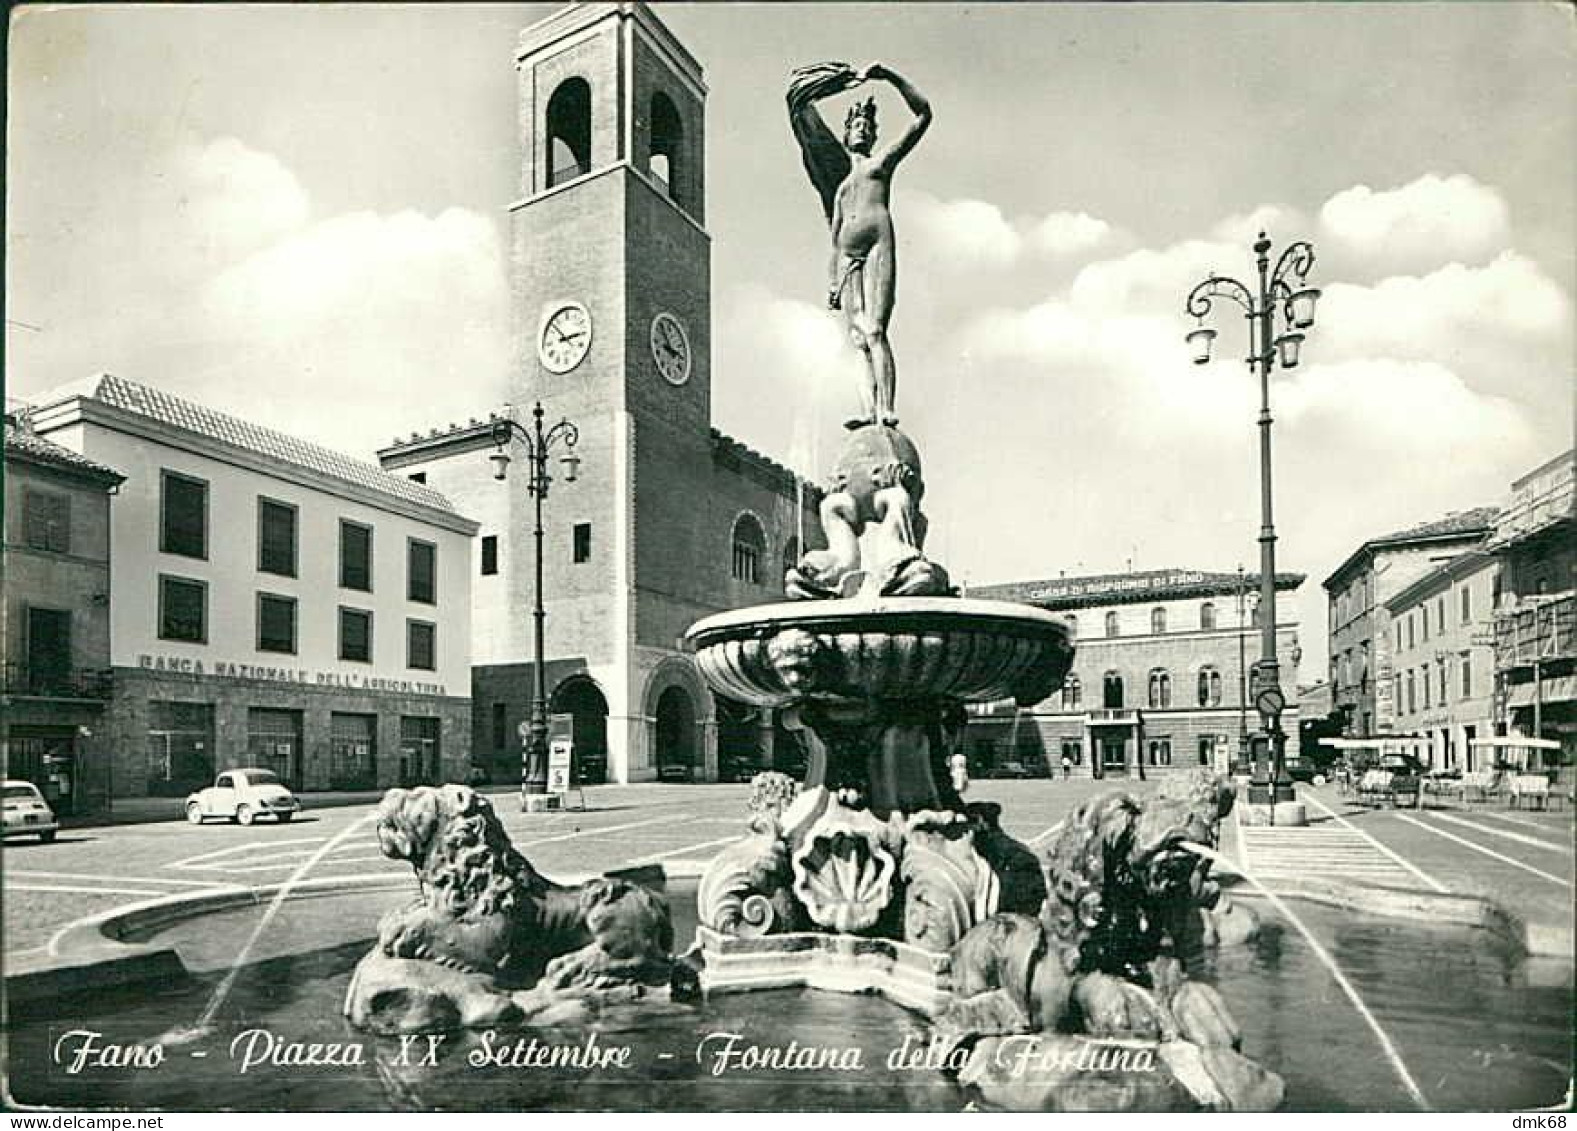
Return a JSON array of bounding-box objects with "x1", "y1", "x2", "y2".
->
[
  {"x1": 1383, "y1": 549, "x2": 1499, "y2": 771},
  {"x1": 28, "y1": 375, "x2": 478, "y2": 799}
]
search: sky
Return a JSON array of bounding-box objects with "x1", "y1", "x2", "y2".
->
[{"x1": 7, "y1": 2, "x2": 1574, "y2": 685}]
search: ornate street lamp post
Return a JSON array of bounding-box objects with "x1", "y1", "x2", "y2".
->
[
  {"x1": 489, "y1": 403, "x2": 580, "y2": 809},
  {"x1": 1185, "y1": 232, "x2": 1321, "y2": 809}
]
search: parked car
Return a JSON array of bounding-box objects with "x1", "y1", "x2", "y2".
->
[
  {"x1": 994, "y1": 760, "x2": 1031, "y2": 779},
  {"x1": 1378, "y1": 753, "x2": 1426, "y2": 778},
  {"x1": 656, "y1": 763, "x2": 693, "y2": 783},
  {"x1": 2, "y1": 780, "x2": 59, "y2": 843},
  {"x1": 186, "y1": 768, "x2": 301, "y2": 825}
]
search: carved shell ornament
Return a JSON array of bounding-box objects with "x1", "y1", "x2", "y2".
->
[{"x1": 790, "y1": 802, "x2": 899, "y2": 933}]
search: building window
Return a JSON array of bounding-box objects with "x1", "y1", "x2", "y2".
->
[
  {"x1": 1436, "y1": 598, "x2": 1446, "y2": 635},
  {"x1": 1060, "y1": 740, "x2": 1082, "y2": 766},
  {"x1": 546, "y1": 77, "x2": 592, "y2": 188},
  {"x1": 257, "y1": 497, "x2": 298, "y2": 577},
  {"x1": 1102, "y1": 671, "x2": 1124, "y2": 709},
  {"x1": 23, "y1": 607, "x2": 72, "y2": 695},
  {"x1": 409, "y1": 472, "x2": 426, "y2": 484},
  {"x1": 1407, "y1": 615, "x2": 1415, "y2": 650},
  {"x1": 1197, "y1": 665, "x2": 1223, "y2": 707},
  {"x1": 1405, "y1": 670, "x2": 1416, "y2": 714},
  {"x1": 147, "y1": 701, "x2": 215, "y2": 796},
  {"x1": 339, "y1": 607, "x2": 373, "y2": 663},
  {"x1": 1148, "y1": 739, "x2": 1172, "y2": 766},
  {"x1": 160, "y1": 470, "x2": 208, "y2": 559},
  {"x1": 1062, "y1": 673, "x2": 1082, "y2": 711},
  {"x1": 1198, "y1": 736, "x2": 1214, "y2": 766},
  {"x1": 1105, "y1": 611, "x2": 1120, "y2": 638},
  {"x1": 1437, "y1": 658, "x2": 1448, "y2": 703},
  {"x1": 1421, "y1": 609, "x2": 1430, "y2": 643},
  {"x1": 1421, "y1": 665, "x2": 1431, "y2": 709},
  {"x1": 491, "y1": 703, "x2": 508, "y2": 752},
  {"x1": 1151, "y1": 607, "x2": 1167, "y2": 634},
  {"x1": 1460, "y1": 586, "x2": 1472, "y2": 625},
  {"x1": 1461, "y1": 654, "x2": 1472, "y2": 697},
  {"x1": 23, "y1": 490, "x2": 70, "y2": 553},
  {"x1": 158, "y1": 575, "x2": 207, "y2": 643},
  {"x1": 481, "y1": 535, "x2": 499, "y2": 576},
  {"x1": 573, "y1": 523, "x2": 592, "y2": 564},
  {"x1": 256, "y1": 593, "x2": 297, "y2": 654},
  {"x1": 1148, "y1": 668, "x2": 1172, "y2": 709},
  {"x1": 407, "y1": 620, "x2": 436, "y2": 671},
  {"x1": 340, "y1": 520, "x2": 373, "y2": 591},
  {"x1": 247, "y1": 707, "x2": 303, "y2": 789},
  {"x1": 1200, "y1": 602, "x2": 1216, "y2": 631},
  {"x1": 731, "y1": 514, "x2": 765, "y2": 584},
  {"x1": 329, "y1": 712, "x2": 377, "y2": 791},
  {"x1": 399, "y1": 716, "x2": 441, "y2": 787},
  {"x1": 649, "y1": 90, "x2": 684, "y2": 204},
  {"x1": 1396, "y1": 622, "x2": 1404, "y2": 652},
  {"x1": 408, "y1": 538, "x2": 437, "y2": 604}
]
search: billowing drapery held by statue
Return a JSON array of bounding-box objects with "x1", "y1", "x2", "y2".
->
[{"x1": 787, "y1": 60, "x2": 931, "y2": 431}]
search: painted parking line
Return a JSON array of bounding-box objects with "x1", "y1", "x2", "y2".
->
[
  {"x1": 1474, "y1": 809, "x2": 1573, "y2": 833},
  {"x1": 1028, "y1": 819, "x2": 1065, "y2": 846},
  {"x1": 1392, "y1": 813, "x2": 1572, "y2": 888},
  {"x1": 516, "y1": 814, "x2": 692, "y2": 848},
  {"x1": 1431, "y1": 812, "x2": 1571, "y2": 855},
  {"x1": 8, "y1": 883, "x2": 174, "y2": 898},
  {"x1": 627, "y1": 835, "x2": 742, "y2": 865},
  {"x1": 7, "y1": 869, "x2": 232, "y2": 888},
  {"x1": 1300, "y1": 793, "x2": 1449, "y2": 892},
  {"x1": 169, "y1": 836, "x2": 326, "y2": 870}
]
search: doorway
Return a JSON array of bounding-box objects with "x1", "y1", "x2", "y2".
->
[{"x1": 1101, "y1": 735, "x2": 1128, "y2": 776}]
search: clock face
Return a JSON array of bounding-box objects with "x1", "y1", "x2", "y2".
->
[
  {"x1": 539, "y1": 303, "x2": 592, "y2": 374},
  {"x1": 650, "y1": 311, "x2": 692, "y2": 386}
]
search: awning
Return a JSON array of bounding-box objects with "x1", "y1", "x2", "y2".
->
[
  {"x1": 1505, "y1": 673, "x2": 1577, "y2": 709},
  {"x1": 1318, "y1": 736, "x2": 1425, "y2": 749},
  {"x1": 1469, "y1": 736, "x2": 1561, "y2": 750}
]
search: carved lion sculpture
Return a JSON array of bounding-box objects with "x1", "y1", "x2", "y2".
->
[{"x1": 373, "y1": 784, "x2": 673, "y2": 990}]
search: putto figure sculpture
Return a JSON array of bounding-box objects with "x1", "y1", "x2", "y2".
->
[{"x1": 788, "y1": 60, "x2": 931, "y2": 429}]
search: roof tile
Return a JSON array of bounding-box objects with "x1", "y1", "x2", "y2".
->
[{"x1": 57, "y1": 375, "x2": 458, "y2": 513}]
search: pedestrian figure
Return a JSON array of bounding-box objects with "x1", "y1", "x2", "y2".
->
[{"x1": 1061, "y1": 753, "x2": 1072, "y2": 781}]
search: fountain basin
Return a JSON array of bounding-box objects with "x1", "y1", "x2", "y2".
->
[
  {"x1": 6, "y1": 875, "x2": 1571, "y2": 1112},
  {"x1": 685, "y1": 596, "x2": 1073, "y2": 708}
]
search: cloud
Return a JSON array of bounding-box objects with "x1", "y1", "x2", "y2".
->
[
  {"x1": 1026, "y1": 211, "x2": 1118, "y2": 258},
  {"x1": 919, "y1": 186, "x2": 1561, "y2": 683},
  {"x1": 177, "y1": 136, "x2": 311, "y2": 256},
  {"x1": 196, "y1": 204, "x2": 509, "y2": 454},
  {"x1": 901, "y1": 191, "x2": 1122, "y2": 272},
  {"x1": 1319, "y1": 174, "x2": 1511, "y2": 273},
  {"x1": 1210, "y1": 205, "x2": 1312, "y2": 246},
  {"x1": 15, "y1": 134, "x2": 516, "y2": 457},
  {"x1": 905, "y1": 192, "x2": 1021, "y2": 269}
]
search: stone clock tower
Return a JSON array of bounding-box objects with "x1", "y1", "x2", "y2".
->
[
  {"x1": 509, "y1": 2, "x2": 712, "y2": 783},
  {"x1": 381, "y1": 2, "x2": 818, "y2": 787}
]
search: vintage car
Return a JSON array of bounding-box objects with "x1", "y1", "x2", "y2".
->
[
  {"x1": 2, "y1": 780, "x2": 59, "y2": 843},
  {"x1": 185, "y1": 768, "x2": 301, "y2": 825}
]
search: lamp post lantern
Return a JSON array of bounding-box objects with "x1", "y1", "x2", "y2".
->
[
  {"x1": 1186, "y1": 232, "x2": 1320, "y2": 809},
  {"x1": 489, "y1": 402, "x2": 581, "y2": 810}
]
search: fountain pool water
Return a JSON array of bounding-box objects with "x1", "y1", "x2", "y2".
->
[{"x1": 8, "y1": 878, "x2": 1569, "y2": 1112}]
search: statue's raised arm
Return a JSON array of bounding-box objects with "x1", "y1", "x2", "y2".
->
[
  {"x1": 786, "y1": 62, "x2": 859, "y2": 224},
  {"x1": 860, "y1": 62, "x2": 932, "y2": 176}
]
